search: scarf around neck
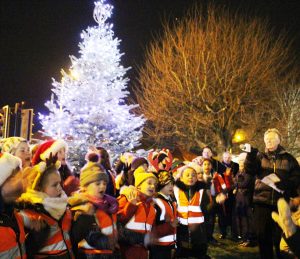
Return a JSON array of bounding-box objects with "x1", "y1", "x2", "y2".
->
[
  {"x1": 69, "y1": 192, "x2": 118, "y2": 214},
  {"x1": 19, "y1": 189, "x2": 68, "y2": 220}
]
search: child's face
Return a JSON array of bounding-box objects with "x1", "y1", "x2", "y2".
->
[
  {"x1": 57, "y1": 148, "x2": 66, "y2": 165},
  {"x1": 181, "y1": 168, "x2": 197, "y2": 186},
  {"x1": 42, "y1": 172, "x2": 62, "y2": 198},
  {"x1": 160, "y1": 181, "x2": 174, "y2": 196},
  {"x1": 86, "y1": 180, "x2": 107, "y2": 199},
  {"x1": 202, "y1": 160, "x2": 212, "y2": 175},
  {"x1": 139, "y1": 177, "x2": 157, "y2": 197},
  {"x1": 15, "y1": 142, "x2": 31, "y2": 168}
]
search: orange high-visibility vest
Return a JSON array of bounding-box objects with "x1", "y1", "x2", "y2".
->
[
  {"x1": 19, "y1": 209, "x2": 74, "y2": 259},
  {"x1": 125, "y1": 201, "x2": 156, "y2": 233},
  {"x1": 154, "y1": 197, "x2": 177, "y2": 246},
  {"x1": 0, "y1": 211, "x2": 27, "y2": 259},
  {"x1": 173, "y1": 186, "x2": 204, "y2": 225},
  {"x1": 78, "y1": 209, "x2": 117, "y2": 255},
  {"x1": 213, "y1": 172, "x2": 227, "y2": 194}
]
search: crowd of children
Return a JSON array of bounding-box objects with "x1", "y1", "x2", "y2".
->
[{"x1": 0, "y1": 134, "x2": 299, "y2": 259}]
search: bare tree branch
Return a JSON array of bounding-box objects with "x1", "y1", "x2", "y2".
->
[{"x1": 135, "y1": 5, "x2": 297, "y2": 152}]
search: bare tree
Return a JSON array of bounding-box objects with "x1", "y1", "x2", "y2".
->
[
  {"x1": 135, "y1": 5, "x2": 296, "y2": 151},
  {"x1": 274, "y1": 80, "x2": 300, "y2": 157}
]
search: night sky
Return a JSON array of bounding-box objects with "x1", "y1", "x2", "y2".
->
[{"x1": 1, "y1": 0, "x2": 300, "y2": 131}]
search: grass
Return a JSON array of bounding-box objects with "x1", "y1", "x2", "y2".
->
[{"x1": 207, "y1": 235, "x2": 259, "y2": 259}]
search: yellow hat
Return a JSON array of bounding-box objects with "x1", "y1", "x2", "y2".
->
[
  {"x1": 134, "y1": 167, "x2": 156, "y2": 187},
  {"x1": 80, "y1": 161, "x2": 108, "y2": 187}
]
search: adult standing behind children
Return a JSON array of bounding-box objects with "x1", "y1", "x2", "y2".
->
[
  {"x1": 87, "y1": 146, "x2": 117, "y2": 197},
  {"x1": 243, "y1": 128, "x2": 300, "y2": 259},
  {"x1": 1, "y1": 137, "x2": 32, "y2": 168},
  {"x1": 234, "y1": 153, "x2": 255, "y2": 246},
  {"x1": 202, "y1": 146, "x2": 226, "y2": 175},
  {"x1": 221, "y1": 151, "x2": 239, "y2": 240}
]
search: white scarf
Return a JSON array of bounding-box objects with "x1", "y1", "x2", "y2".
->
[
  {"x1": 43, "y1": 193, "x2": 68, "y2": 220},
  {"x1": 19, "y1": 189, "x2": 68, "y2": 220}
]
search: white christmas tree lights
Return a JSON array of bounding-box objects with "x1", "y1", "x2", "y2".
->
[{"x1": 40, "y1": 1, "x2": 145, "y2": 168}]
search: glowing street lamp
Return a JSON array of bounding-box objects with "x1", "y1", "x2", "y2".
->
[{"x1": 232, "y1": 129, "x2": 246, "y2": 143}]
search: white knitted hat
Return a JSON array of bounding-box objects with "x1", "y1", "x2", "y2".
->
[{"x1": 0, "y1": 152, "x2": 22, "y2": 186}]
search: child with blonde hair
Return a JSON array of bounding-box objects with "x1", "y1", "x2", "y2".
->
[
  {"x1": 1, "y1": 137, "x2": 31, "y2": 168},
  {"x1": 17, "y1": 154, "x2": 74, "y2": 258}
]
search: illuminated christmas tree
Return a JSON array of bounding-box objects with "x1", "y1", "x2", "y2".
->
[{"x1": 40, "y1": 1, "x2": 145, "y2": 168}]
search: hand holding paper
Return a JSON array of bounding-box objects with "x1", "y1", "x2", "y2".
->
[{"x1": 261, "y1": 173, "x2": 284, "y2": 193}]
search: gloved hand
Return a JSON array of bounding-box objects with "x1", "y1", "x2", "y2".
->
[
  {"x1": 272, "y1": 198, "x2": 297, "y2": 238},
  {"x1": 240, "y1": 143, "x2": 251, "y2": 153},
  {"x1": 240, "y1": 144, "x2": 259, "y2": 157}
]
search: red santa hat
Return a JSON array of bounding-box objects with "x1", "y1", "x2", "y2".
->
[
  {"x1": 31, "y1": 139, "x2": 67, "y2": 166},
  {"x1": 0, "y1": 152, "x2": 22, "y2": 186}
]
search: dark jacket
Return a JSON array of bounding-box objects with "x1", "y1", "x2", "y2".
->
[
  {"x1": 284, "y1": 227, "x2": 300, "y2": 257},
  {"x1": 71, "y1": 213, "x2": 115, "y2": 259},
  {"x1": 211, "y1": 158, "x2": 226, "y2": 176},
  {"x1": 235, "y1": 171, "x2": 255, "y2": 209},
  {"x1": 222, "y1": 161, "x2": 239, "y2": 177},
  {"x1": 244, "y1": 145, "x2": 300, "y2": 206}
]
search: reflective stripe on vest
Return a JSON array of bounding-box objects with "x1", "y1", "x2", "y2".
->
[
  {"x1": 0, "y1": 211, "x2": 27, "y2": 259},
  {"x1": 173, "y1": 186, "x2": 204, "y2": 225},
  {"x1": 78, "y1": 209, "x2": 117, "y2": 255},
  {"x1": 94, "y1": 210, "x2": 117, "y2": 236},
  {"x1": 126, "y1": 217, "x2": 152, "y2": 231},
  {"x1": 78, "y1": 240, "x2": 113, "y2": 255},
  {"x1": 154, "y1": 197, "x2": 177, "y2": 246},
  {"x1": 0, "y1": 244, "x2": 26, "y2": 259},
  {"x1": 177, "y1": 205, "x2": 201, "y2": 213},
  {"x1": 125, "y1": 202, "x2": 156, "y2": 233},
  {"x1": 158, "y1": 234, "x2": 177, "y2": 243},
  {"x1": 19, "y1": 209, "x2": 74, "y2": 258}
]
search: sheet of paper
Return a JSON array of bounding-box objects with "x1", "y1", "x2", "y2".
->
[{"x1": 261, "y1": 173, "x2": 284, "y2": 194}]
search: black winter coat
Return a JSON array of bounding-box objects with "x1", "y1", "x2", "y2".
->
[{"x1": 244, "y1": 145, "x2": 300, "y2": 206}]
